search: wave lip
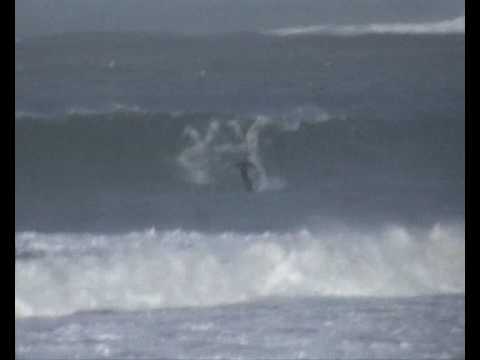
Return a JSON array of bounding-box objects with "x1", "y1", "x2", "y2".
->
[{"x1": 265, "y1": 16, "x2": 465, "y2": 36}]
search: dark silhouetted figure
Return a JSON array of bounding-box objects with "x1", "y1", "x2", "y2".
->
[{"x1": 235, "y1": 160, "x2": 257, "y2": 192}]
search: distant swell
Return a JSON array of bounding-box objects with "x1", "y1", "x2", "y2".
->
[
  {"x1": 15, "y1": 222, "x2": 464, "y2": 318},
  {"x1": 266, "y1": 16, "x2": 465, "y2": 36}
]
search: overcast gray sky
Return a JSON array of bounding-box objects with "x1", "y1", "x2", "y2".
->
[{"x1": 16, "y1": 0, "x2": 465, "y2": 36}]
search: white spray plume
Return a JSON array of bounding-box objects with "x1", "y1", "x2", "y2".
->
[{"x1": 176, "y1": 108, "x2": 334, "y2": 191}]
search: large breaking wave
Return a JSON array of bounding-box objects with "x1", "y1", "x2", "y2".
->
[
  {"x1": 15, "y1": 107, "x2": 463, "y2": 194},
  {"x1": 15, "y1": 107, "x2": 464, "y2": 232},
  {"x1": 15, "y1": 107, "x2": 346, "y2": 195},
  {"x1": 15, "y1": 222, "x2": 464, "y2": 318}
]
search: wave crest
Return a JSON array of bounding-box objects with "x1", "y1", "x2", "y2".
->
[{"x1": 265, "y1": 16, "x2": 465, "y2": 36}]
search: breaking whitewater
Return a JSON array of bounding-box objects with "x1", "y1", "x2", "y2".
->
[
  {"x1": 16, "y1": 222, "x2": 464, "y2": 359},
  {"x1": 16, "y1": 20, "x2": 464, "y2": 359}
]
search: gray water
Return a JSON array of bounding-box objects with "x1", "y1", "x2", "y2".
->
[{"x1": 15, "y1": 31, "x2": 464, "y2": 359}]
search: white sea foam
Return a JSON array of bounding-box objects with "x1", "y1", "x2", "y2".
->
[
  {"x1": 66, "y1": 103, "x2": 147, "y2": 116},
  {"x1": 15, "y1": 222, "x2": 464, "y2": 318},
  {"x1": 265, "y1": 16, "x2": 465, "y2": 36},
  {"x1": 15, "y1": 111, "x2": 48, "y2": 120},
  {"x1": 176, "y1": 108, "x2": 334, "y2": 191}
]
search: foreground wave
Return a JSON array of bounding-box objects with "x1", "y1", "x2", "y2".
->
[{"x1": 15, "y1": 222, "x2": 464, "y2": 318}]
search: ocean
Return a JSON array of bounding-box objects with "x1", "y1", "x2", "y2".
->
[{"x1": 15, "y1": 28, "x2": 464, "y2": 359}]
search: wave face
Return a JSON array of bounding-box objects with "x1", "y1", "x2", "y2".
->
[
  {"x1": 15, "y1": 222, "x2": 464, "y2": 318},
  {"x1": 15, "y1": 108, "x2": 464, "y2": 232},
  {"x1": 266, "y1": 16, "x2": 465, "y2": 36}
]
